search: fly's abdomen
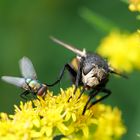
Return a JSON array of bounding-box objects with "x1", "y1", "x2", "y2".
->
[{"x1": 37, "y1": 84, "x2": 47, "y2": 96}]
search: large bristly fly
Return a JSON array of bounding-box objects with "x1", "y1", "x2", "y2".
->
[
  {"x1": 1, "y1": 57, "x2": 49, "y2": 99},
  {"x1": 50, "y1": 37, "x2": 127, "y2": 115}
]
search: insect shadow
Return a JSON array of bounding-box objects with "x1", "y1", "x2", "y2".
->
[
  {"x1": 1, "y1": 57, "x2": 53, "y2": 100},
  {"x1": 48, "y1": 37, "x2": 127, "y2": 115}
]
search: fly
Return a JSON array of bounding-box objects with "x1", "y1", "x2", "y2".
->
[
  {"x1": 1, "y1": 57, "x2": 50, "y2": 99},
  {"x1": 50, "y1": 36, "x2": 127, "y2": 115}
]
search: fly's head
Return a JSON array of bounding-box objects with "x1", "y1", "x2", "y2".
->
[{"x1": 82, "y1": 63, "x2": 108, "y2": 88}]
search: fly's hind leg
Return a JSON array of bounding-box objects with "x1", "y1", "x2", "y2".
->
[
  {"x1": 46, "y1": 63, "x2": 77, "y2": 87},
  {"x1": 20, "y1": 90, "x2": 30, "y2": 100}
]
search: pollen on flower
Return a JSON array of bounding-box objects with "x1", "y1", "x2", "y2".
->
[
  {"x1": 97, "y1": 31, "x2": 140, "y2": 73},
  {"x1": 0, "y1": 86, "x2": 126, "y2": 140},
  {"x1": 129, "y1": 0, "x2": 140, "y2": 12}
]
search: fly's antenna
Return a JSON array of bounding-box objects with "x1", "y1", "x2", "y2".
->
[
  {"x1": 50, "y1": 36, "x2": 86, "y2": 57},
  {"x1": 109, "y1": 67, "x2": 128, "y2": 79}
]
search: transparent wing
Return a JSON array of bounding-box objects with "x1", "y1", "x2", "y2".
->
[
  {"x1": 50, "y1": 36, "x2": 87, "y2": 57},
  {"x1": 1, "y1": 76, "x2": 27, "y2": 88},
  {"x1": 19, "y1": 56, "x2": 37, "y2": 79}
]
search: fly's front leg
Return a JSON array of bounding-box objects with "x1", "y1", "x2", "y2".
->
[
  {"x1": 73, "y1": 57, "x2": 84, "y2": 95},
  {"x1": 68, "y1": 58, "x2": 84, "y2": 102},
  {"x1": 82, "y1": 90, "x2": 98, "y2": 115},
  {"x1": 82, "y1": 88, "x2": 111, "y2": 115},
  {"x1": 77, "y1": 87, "x2": 85, "y2": 99},
  {"x1": 20, "y1": 90, "x2": 30, "y2": 100},
  {"x1": 87, "y1": 88, "x2": 111, "y2": 110}
]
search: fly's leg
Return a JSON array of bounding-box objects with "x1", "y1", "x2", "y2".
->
[
  {"x1": 77, "y1": 87, "x2": 85, "y2": 99},
  {"x1": 82, "y1": 88, "x2": 111, "y2": 115},
  {"x1": 20, "y1": 90, "x2": 30, "y2": 100},
  {"x1": 68, "y1": 58, "x2": 84, "y2": 102},
  {"x1": 87, "y1": 88, "x2": 111, "y2": 109},
  {"x1": 73, "y1": 58, "x2": 84, "y2": 95},
  {"x1": 82, "y1": 90, "x2": 98, "y2": 115},
  {"x1": 68, "y1": 65, "x2": 81, "y2": 102},
  {"x1": 46, "y1": 63, "x2": 77, "y2": 87},
  {"x1": 53, "y1": 135, "x2": 65, "y2": 140}
]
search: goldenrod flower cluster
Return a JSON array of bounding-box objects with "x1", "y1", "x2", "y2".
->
[
  {"x1": 97, "y1": 31, "x2": 140, "y2": 72},
  {"x1": 0, "y1": 86, "x2": 126, "y2": 140},
  {"x1": 129, "y1": 0, "x2": 140, "y2": 12}
]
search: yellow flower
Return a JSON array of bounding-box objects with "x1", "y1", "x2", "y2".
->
[
  {"x1": 138, "y1": 29, "x2": 140, "y2": 34},
  {"x1": 97, "y1": 31, "x2": 140, "y2": 72},
  {"x1": 93, "y1": 105, "x2": 126, "y2": 140},
  {"x1": 0, "y1": 86, "x2": 126, "y2": 140},
  {"x1": 129, "y1": 0, "x2": 140, "y2": 12}
]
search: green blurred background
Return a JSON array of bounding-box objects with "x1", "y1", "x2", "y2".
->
[{"x1": 0, "y1": 0, "x2": 140, "y2": 140}]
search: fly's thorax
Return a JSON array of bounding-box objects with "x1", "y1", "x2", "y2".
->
[
  {"x1": 25, "y1": 78, "x2": 42, "y2": 92},
  {"x1": 82, "y1": 64, "x2": 108, "y2": 88}
]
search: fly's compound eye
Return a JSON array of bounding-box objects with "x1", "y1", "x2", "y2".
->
[
  {"x1": 83, "y1": 64, "x2": 96, "y2": 75},
  {"x1": 82, "y1": 65, "x2": 107, "y2": 87}
]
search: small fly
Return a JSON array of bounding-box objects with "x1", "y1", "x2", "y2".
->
[
  {"x1": 1, "y1": 57, "x2": 50, "y2": 99},
  {"x1": 50, "y1": 37, "x2": 127, "y2": 114}
]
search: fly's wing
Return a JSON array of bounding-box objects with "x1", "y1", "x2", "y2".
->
[
  {"x1": 50, "y1": 36, "x2": 87, "y2": 57},
  {"x1": 19, "y1": 56, "x2": 37, "y2": 79},
  {"x1": 1, "y1": 76, "x2": 27, "y2": 88}
]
